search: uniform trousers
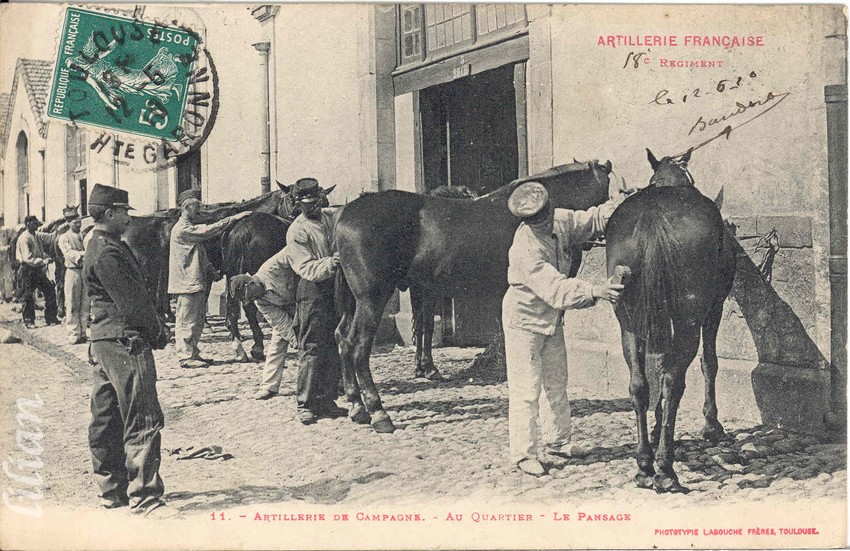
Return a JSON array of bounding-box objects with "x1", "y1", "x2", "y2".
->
[
  {"x1": 254, "y1": 298, "x2": 296, "y2": 393},
  {"x1": 175, "y1": 291, "x2": 206, "y2": 360},
  {"x1": 64, "y1": 268, "x2": 90, "y2": 343},
  {"x1": 89, "y1": 339, "x2": 165, "y2": 511},
  {"x1": 295, "y1": 279, "x2": 341, "y2": 412},
  {"x1": 504, "y1": 321, "x2": 573, "y2": 465},
  {"x1": 19, "y1": 264, "x2": 58, "y2": 325}
]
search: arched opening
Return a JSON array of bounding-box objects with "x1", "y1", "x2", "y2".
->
[{"x1": 15, "y1": 131, "x2": 29, "y2": 223}]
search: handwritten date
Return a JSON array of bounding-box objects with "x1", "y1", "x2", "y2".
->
[{"x1": 652, "y1": 71, "x2": 758, "y2": 105}]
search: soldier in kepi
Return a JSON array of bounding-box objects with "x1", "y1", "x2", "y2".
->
[
  {"x1": 57, "y1": 206, "x2": 89, "y2": 344},
  {"x1": 84, "y1": 184, "x2": 176, "y2": 518},
  {"x1": 168, "y1": 188, "x2": 250, "y2": 369},
  {"x1": 286, "y1": 178, "x2": 347, "y2": 425},
  {"x1": 16, "y1": 214, "x2": 60, "y2": 329}
]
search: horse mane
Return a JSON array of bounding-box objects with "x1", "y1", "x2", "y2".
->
[
  {"x1": 203, "y1": 190, "x2": 280, "y2": 217},
  {"x1": 475, "y1": 161, "x2": 597, "y2": 202},
  {"x1": 429, "y1": 185, "x2": 477, "y2": 199}
]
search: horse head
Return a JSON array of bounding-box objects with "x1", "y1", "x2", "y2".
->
[
  {"x1": 275, "y1": 181, "x2": 337, "y2": 219},
  {"x1": 647, "y1": 148, "x2": 695, "y2": 188}
]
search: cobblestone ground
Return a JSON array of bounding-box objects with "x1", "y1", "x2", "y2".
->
[{"x1": 0, "y1": 302, "x2": 845, "y2": 521}]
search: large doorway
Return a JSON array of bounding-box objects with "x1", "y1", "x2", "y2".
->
[{"x1": 419, "y1": 63, "x2": 522, "y2": 345}]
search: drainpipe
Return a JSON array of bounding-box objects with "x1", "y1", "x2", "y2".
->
[
  {"x1": 38, "y1": 147, "x2": 45, "y2": 221},
  {"x1": 825, "y1": 83, "x2": 847, "y2": 430},
  {"x1": 253, "y1": 42, "x2": 271, "y2": 194}
]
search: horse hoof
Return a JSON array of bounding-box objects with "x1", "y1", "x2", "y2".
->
[
  {"x1": 372, "y1": 419, "x2": 396, "y2": 433},
  {"x1": 633, "y1": 472, "x2": 655, "y2": 489},
  {"x1": 700, "y1": 423, "x2": 725, "y2": 442},
  {"x1": 251, "y1": 350, "x2": 265, "y2": 362},
  {"x1": 350, "y1": 410, "x2": 371, "y2": 425},
  {"x1": 413, "y1": 369, "x2": 425, "y2": 379},
  {"x1": 652, "y1": 474, "x2": 688, "y2": 494},
  {"x1": 424, "y1": 369, "x2": 444, "y2": 382}
]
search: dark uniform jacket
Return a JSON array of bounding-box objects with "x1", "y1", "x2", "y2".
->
[{"x1": 84, "y1": 229, "x2": 163, "y2": 344}]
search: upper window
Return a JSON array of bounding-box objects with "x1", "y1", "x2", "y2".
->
[{"x1": 397, "y1": 4, "x2": 527, "y2": 67}]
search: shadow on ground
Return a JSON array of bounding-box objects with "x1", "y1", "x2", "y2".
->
[{"x1": 166, "y1": 472, "x2": 394, "y2": 512}]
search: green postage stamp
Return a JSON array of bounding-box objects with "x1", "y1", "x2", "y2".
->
[{"x1": 47, "y1": 8, "x2": 198, "y2": 141}]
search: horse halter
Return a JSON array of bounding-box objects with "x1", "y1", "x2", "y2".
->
[{"x1": 651, "y1": 157, "x2": 695, "y2": 187}]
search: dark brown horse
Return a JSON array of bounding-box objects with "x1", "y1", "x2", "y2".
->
[
  {"x1": 605, "y1": 149, "x2": 735, "y2": 493},
  {"x1": 334, "y1": 160, "x2": 613, "y2": 432}
]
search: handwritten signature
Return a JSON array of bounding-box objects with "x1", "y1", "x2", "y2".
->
[{"x1": 673, "y1": 90, "x2": 791, "y2": 157}]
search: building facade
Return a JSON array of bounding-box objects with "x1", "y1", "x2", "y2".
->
[{"x1": 252, "y1": 4, "x2": 846, "y2": 432}]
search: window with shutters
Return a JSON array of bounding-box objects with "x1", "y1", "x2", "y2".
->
[{"x1": 397, "y1": 4, "x2": 527, "y2": 67}]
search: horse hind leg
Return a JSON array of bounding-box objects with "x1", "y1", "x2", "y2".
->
[
  {"x1": 699, "y1": 298, "x2": 725, "y2": 441},
  {"x1": 244, "y1": 301, "x2": 266, "y2": 361},
  {"x1": 653, "y1": 327, "x2": 700, "y2": 494},
  {"x1": 350, "y1": 296, "x2": 396, "y2": 433},
  {"x1": 336, "y1": 300, "x2": 369, "y2": 426},
  {"x1": 622, "y1": 326, "x2": 654, "y2": 489}
]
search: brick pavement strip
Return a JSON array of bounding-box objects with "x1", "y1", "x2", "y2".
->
[{"x1": 0, "y1": 302, "x2": 846, "y2": 547}]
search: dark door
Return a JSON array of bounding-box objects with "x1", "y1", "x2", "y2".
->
[
  {"x1": 79, "y1": 179, "x2": 88, "y2": 215},
  {"x1": 419, "y1": 63, "x2": 521, "y2": 345},
  {"x1": 177, "y1": 149, "x2": 202, "y2": 197}
]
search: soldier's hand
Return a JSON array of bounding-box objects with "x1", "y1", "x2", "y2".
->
[
  {"x1": 234, "y1": 211, "x2": 253, "y2": 221},
  {"x1": 45, "y1": 258, "x2": 54, "y2": 264},
  {"x1": 125, "y1": 335, "x2": 147, "y2": 355},
  {"x1": 592, "y1": 277, "x2": 625, "y2": 304},
  {"x1": 331, "y1": 252, "x2": 341, "y2": 269}
]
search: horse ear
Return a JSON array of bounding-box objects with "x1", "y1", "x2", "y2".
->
[
  {"x1": 324, "y1": 185, "x2": 336, "y2": 196},
  {"x1": 713, "y1": 186, "x2": 724, "y2": 211},
  {"x1": 646, "y1": 149, "x2": 660, "y2": 171},
  {"x1": 276, "y1": 181, "x2": 291, "y2": 193},
  {"x1": 573, "y1": 158, "x2": 578, "y2": 164},
  {"x1": 602, "y1": 160, "x2": 612, "y2": 173},
  {"x1": 681, "y1": 147, "x2": 693, "y2": 164}
]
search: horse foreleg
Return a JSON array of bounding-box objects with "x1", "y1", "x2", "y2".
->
[
  {"x1": 653, "y1": 328, "x2": 700, "y2": 494},
  {"x1": 225, "y1": 289, "x2": 250, "y2": 363},
  {"x1": 336, "y1": 308, "x2": 369, "y2": 426},
  {"x1": 699, "y1": 299, "x2": 725, "y2": 441},
  {"x1": 411, "y1": 286, "x2": 425, "y2": 378},
  {"x1": 420, "y1": 291, "x2": 442, "y2": 381},
  {"x1": 244, "y1": 301, "x2": 266, "y2": 361},
  {"x1": 622, "y1": 327, "x2": 654, "y2": 488}
]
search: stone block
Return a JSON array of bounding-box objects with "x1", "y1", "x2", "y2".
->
[
  {"x1": 727, "y1": 216, "x2": 757, "y2": 237},
  {"x1": 751, "y1": 362, "x2": 831, "y2": 435}
]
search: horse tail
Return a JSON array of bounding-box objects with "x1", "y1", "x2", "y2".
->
[
  {"x1": 631, "y1": 213, "x2": 684, "y2": 353},
  {"x1": 335, "y1": 267, "x2": 356, "y2": 319}
]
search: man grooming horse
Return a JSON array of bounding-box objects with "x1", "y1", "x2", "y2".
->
[
  {"x1": 502, "y1": 181, "x2": 630, "y2": 477},
  {"x1": 286, "y1": 178, "x2": 347, "y2": 425},
  {"x1": 168, "y1": 188, "x2": 251, "y2": 368}
]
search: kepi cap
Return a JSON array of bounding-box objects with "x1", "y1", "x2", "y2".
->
[
  {"x1": 177, "y1": 188, "x2": 202, "y2": 206},
  {"x1": 508, "y1": 182, "x2": 549, "y2": 219},
  {"x1": 23, "y1": 215, "x2": 42, "y2": 226},
  {"x1": 89, "y1": 184, "x2": 134, "y2": 210}
]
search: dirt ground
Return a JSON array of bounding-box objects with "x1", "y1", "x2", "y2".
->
[{"x1": 0, "y1": 301, "x2": 845, "y2": 549}]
